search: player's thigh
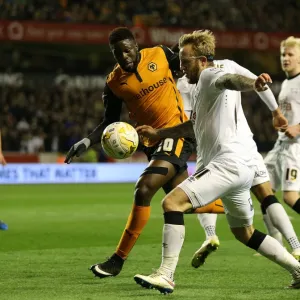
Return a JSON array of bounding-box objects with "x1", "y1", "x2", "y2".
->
[
  {"x1": 163, "y1": 186, "x2": 193, "y2": 212},
  {"x1": 177, "y1": 161, "x2": 253, "y2": 209},
  {"x1": 264, "y1": 143, "x2": 281, "y2": 191},
  {"x1": 223, "y1": 186, "x2": 254, "y2": 228},
  {"x1": 162, "y1": 169, "x2": 189, "y2": 194},
  {"x1": 251, "y1": 181, "x2": 273, "y2": 202},
  {"x1": 147, "y1": 137, "x2": 194, "y2": 194},
  {"x1": 281, "y1": 143, "x2": 300, "y2": 192},
  {"x1": 136, "y1": 159, "x2": 178, "y2": 192}
]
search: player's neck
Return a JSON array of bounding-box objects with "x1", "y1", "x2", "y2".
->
[
  {"x1": 207, "y1": 61, "x2": 214, "y2": 67},
  {"x1": 202, "y1": 62, "x2": 214, "y2": 71},
  {"x1": 285, "y1": 68, "x2": 300, "y2": 79}
]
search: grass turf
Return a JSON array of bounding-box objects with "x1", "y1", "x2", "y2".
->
[{"x1": 0, "y1": 184, "x2": 299, "y2": 300}]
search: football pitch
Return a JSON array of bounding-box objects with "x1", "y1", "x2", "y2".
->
[{"x1": 1, "y1": 184, "x2": 299, "y2": 300}]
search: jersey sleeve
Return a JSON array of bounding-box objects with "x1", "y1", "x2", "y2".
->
[
  {"x1": 200, "y1": 67, "x2": 226, "y2": 91},
  {"x1": 230, "y1": 60, "x2": 257, "y2": 79},
  {"x1": 87, "y1": 83, "x2": 123, "y2": 145},
  {"x1": 230, "y1": 60, "x2": 278, "y2": 111},
  {"x1": 159, "y1": 45, "x2": 180, "y2": 72}
]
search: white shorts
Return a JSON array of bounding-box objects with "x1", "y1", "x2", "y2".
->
[
  {"x1": 178, "y1": 159, "x2": 254, "y2": 228},
  {"x1": 264, "y1": 140, "x2": 300, "y2": 192},
  {"x1": 252, "y1": 152, "x2": 270, "y2": 187},
  {"x1": 197, "y1": 152, "x2": 269, "y2": 188}
]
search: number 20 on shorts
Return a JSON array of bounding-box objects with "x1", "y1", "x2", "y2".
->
[{"x1": 157, "y1": 138, "x2": 174, "y2": 152}]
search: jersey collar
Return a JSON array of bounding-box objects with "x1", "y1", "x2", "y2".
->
[{"x1": 287, "y1": 72, "x2": 300, "y2": 80}]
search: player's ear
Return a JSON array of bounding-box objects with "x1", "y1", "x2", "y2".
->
[{"x1": 199, "y1": 56, "x2": 207, "y2": 66}]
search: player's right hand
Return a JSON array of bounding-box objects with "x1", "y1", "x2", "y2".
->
[
  {"x1": 254, "y1": 73, "x2": 272, "y2": 92},
  {"x1": 136, "y1": 125, "x2": 160, "y2": 143},
  {"x1": 64, "y1": 138, "x2": 91, "y2": 164},
  {"x1": 272, "y1": 108, "x2": 288, "y2": 131}
]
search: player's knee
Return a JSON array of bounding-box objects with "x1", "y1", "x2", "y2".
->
[
  {"x1": 162, "y1": 189, "x2": 190, "y2": 212},
  {"x1": 162, "y1": 195, "x2": 176, "y2": 212},
  {"x1": 134, "y1": 183, "x2": 156, "y2": 206},
  {"x1": 260, "y1": 195, "x2": 279, "y2": 211}
]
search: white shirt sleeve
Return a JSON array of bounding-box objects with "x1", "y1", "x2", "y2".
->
[
  {"x1": 231, "y1": 60, "x2": 278, "y2": 111},
  {"x1": 200, "y1": 67, "x2": 227, "y2": 92},
  {"x1": 230, "y1": 61, "x2": 257, "y2": 79}
]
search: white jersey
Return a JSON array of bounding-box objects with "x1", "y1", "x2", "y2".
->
[
  {"x1": 278, "y1": 74, "x2": 300, "y2": 143},
  {"x1": 178, "y1": 59, "x2": 259, "y2": 166},
  {"x1": 177, "y1": 75, "x2": 195, "y2": 118},
  {"x1": 191, "y1": 66, "x2": 253, "y2": 166}
]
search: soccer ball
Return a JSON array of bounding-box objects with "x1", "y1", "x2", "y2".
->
[{"x1": 101, "y1": 122, "x2": 139, "y2": 159}]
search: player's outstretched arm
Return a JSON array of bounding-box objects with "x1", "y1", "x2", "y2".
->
[
  {"x1": 64, "y1": 84, "x2": 122, "y2": 164},
  {"x1": 215, "y1": 72, "x2": 288, "y2": 131},
  {"x1": 136, "y1": 120, "x2": 194, "y2": 142},
  {"x1": 0, "y1": 130, "x2": 7, "y2": 166},
  {"x1": 215, "y1": 73, "x2": 272, "y2": 92}
]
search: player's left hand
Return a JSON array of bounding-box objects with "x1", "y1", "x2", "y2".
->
[
  {"x1": 136, "y1": 125, "x2": 160, "y2": 142},
  {"x1": 254, "y1": 73, "x2": 272, "y2": 92},
  {"x1": 64, "y1": 138, "x2": 91, "y2": 164},
  {"x1": 284, "y1": 124, "x2": 300, "y2": 139},
  {"x1": 0, "y1": 152, "x2": 7, "y2": 166}
]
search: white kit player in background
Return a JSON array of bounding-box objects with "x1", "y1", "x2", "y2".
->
[
  {"x1": 264, "y1": 37, "x2": 300, "y2": 243},
  {"x1": 177, "y1": 59, "x2": 300, "y2": 268},
  {"x1": 133, "y1": 30, "x2": 300, "y2": 294}
]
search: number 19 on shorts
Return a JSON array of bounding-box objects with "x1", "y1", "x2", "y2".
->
[{"x1": 286, "y1": 168, "x2": 298, "y2": 181}]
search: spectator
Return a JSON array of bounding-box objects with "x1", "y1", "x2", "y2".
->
[{"x1": 0, "y1": 0, "x2": 300, "y2": 32}]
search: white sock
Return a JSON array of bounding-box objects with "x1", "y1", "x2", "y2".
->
[
  {"x1": 197, "y1": 213, "x2": 218, "y2": 239},
  {"x1": 257, "y1": 235, "x2": 300, "y2": 273},
  {"x1": 160, "y1": 224, "x2": 185, "y2": 280},
  {"x1": 266, "y1": 203, "x2": 300, "y2": 250},
  {"x1": 262, "y1": 212, "x2": 283, "y2": 245}
]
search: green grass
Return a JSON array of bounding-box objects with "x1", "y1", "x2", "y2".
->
[{"x1": 0, "y1": 184, "x2": 299, "y2": 300}]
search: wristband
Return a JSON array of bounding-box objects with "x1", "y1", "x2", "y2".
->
[{"x1": 256, "y1": 88, "x2": 278, "y2": 111}]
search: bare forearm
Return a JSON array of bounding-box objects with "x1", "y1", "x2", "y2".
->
[
  {"x1": 157, "y1": 121, "x2": 194, "y2": 139},
  {"x1": 216, "y1": 74, "x2": 255, "y2": 92}
]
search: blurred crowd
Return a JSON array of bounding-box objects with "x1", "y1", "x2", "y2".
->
[
  {"x1": 0, "y1": 84, "x2": 278, "y2": 155},
  {"x1": 0, "y1": 0, "x2": 300, "y2": 32},
  {"x1": 0, "y1": 85, "x2": 129, "y2": 157},
  {"x1": 0, "y1": 0, "x2": 289, "y2": 157}
]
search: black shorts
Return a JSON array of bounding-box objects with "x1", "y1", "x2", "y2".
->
[{"x1": 143, "y1": 137, "x2": 195, "y2": 174}]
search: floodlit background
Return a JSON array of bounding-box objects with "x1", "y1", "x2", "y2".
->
[{"x1": 0, "y1": 1, "x2": 299, "y2": 299}]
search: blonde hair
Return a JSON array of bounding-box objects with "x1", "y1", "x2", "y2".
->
[
  {"x1": 179, "y1": 30, "x2": 216, "y2": 57},
  {"x1": 280, "y1": 36, "x2": 300, "y2": 51}
]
